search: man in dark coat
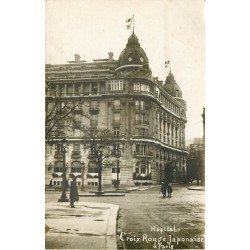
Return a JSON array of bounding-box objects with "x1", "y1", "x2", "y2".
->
[
  {"x1": 161, "y1": 181, "x2": 167, "y2": 198},
  {"x1": 167, "y1": 183, "x2": 173, "y2": 197},
  {"x1": 70, "y1": 176, "x2": 79, "y2": 208}
]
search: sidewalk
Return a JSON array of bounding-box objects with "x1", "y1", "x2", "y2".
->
[
  {"x1": 45, "y1": 201, "x2": 119, "y2": 249},
  {"x1": 78, "y1": 185, "x2": 157, "y2": 195}
]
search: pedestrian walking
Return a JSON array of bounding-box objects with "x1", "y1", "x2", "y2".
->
[
  {"x1": 167, "y1": 183, "x2": 173, "y2": 197},
  {"x1": 49, "y1": 179, "x2": 53, "y2": 187},
  {"x1": 70, "y1": 176, "x2": 79, "y2": 208},
  {"x1": 160, "y1": 181, "x2": 167, "y2": 198}
]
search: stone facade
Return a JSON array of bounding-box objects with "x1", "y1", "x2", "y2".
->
[{"x1": 45, "y1": 33, "x2": 188, "y2": 188}]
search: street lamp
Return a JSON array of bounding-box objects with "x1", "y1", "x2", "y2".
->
[
  {"x1": 115, "y1": 151, "x2": 121, "y2": 189},
  {"x1": 81, "y1": 161, "x2": 85, "y2": 191},
  {"x1": 96, "y1": 145, "x2": 104, "y2": 195},
  {"x1": 58, "y1": 137, "x2": 69, "y2": 202}
]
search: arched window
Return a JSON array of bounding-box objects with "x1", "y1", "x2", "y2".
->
[
  {"x1": 88, "y1": 161, "x2": 98, "y2": 173},
  {"x1": 71, "y1": 161, "x2": 82, "y2": 173},
  {"x1": 54, "y1": 161, "x2": 63, "y2": 172},
  {"x1": 135, "y1": 161, "x2": 149, "y2": 174}
]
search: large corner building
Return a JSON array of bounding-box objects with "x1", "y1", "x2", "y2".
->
[{"x1": 45, "y1": 32, "x2": 188, "y2": 187}]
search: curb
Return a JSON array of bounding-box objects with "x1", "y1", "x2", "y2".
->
[
  {"x1": 79, "y1": 193, "x2": 125, "y2": 197},
  {"x1": 106, "y1": 204, "x2": 119, "y2": 250}
]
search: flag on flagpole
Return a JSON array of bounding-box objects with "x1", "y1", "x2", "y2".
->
[
  {"x1": 165, "y1": 60, "x2": 170, "y2": 68},
  {"x1": 126, "y1": 16, "x2": 133, "y2": 30}
]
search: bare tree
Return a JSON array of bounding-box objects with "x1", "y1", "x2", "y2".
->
[
  {"x1": 73, "y1": 122, "x2": 115, "y2": 162},
  {"x1": 45, "y1": 82, "x2": 90, "y2": 140}
]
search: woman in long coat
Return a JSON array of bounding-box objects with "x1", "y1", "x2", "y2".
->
[
  {"x1": 70, "y1": 176, "x2": 79, "y2": 208},
  {"x1": 161, "y1": 181, "x2": 167, "y2": 198}
]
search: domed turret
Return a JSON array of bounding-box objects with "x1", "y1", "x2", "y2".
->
[
  {"x1": 164, "y1": 71, "x2": 183, "y2": 98},
  {"x1": 116, "y1": 33, "x2": 151, "y2": 74}
]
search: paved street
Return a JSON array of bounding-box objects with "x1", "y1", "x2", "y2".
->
[{"x1": 46, "y1": 185, "x2": 204, "y2": 249}]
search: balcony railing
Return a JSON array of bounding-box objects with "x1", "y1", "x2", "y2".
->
[
  {"x1": 134, "y1": 107, "x2": 147, "y2": 111},
  {"x1": 133, "y1": 151, "x2": 153, "y2": 157},
  {"x1": 134, "y1": 120, "x2": 149, "y2": 125}
]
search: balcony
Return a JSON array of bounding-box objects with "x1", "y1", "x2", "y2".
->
[
  {"x1": 134, "y1": 107, "x2": 147, "y2": 112},
  {"x1": 134, "y1": 120, "x2": 149, "y2": 126},
  {"x1": 71, "y1": 151, "x2": 81, "y2": 159},
  {"x1": 133, "y1": 151, "x2": 153, "y2": 158},
  {"x1": 54, "y1": 151, "x2": 63, "y2": 159}
]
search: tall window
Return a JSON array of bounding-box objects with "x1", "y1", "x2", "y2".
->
[
  {"x1": 113, "y1": 144, "x2": 120, "y2": 154},
  {"x1": 66, "y1": 84, "x2": 73, "y2": 96},
  {"x1": 113, "y1": 99, "x2": 121, "y2": 109},
  {"x1": 113, "y1": 113, "x2": 121, "y2": 123},
  {"x1": 135, "y1": 100, "x2": 145, "y2": 110},
  {"x1": 135, "y1": 161, "x2": 149, "y2": 175},
  {"x1": 135, "y1": 144, "x2": 148, "y2": 155},
  {"x1": 135, "y1": 113, "x2": 148, "y2": 124},
  {"x1": 71, "y1": 161, "x2": 82, "y2": 173},
  {"x1": 74, "y1": 84, "x2": 81, "y2": 96},
  {"x1": 135, "y1": 114, "x2": 140, "y2": 124},
  {"x1": 134, "y1": 83, "x2": 140, "y2": 91},
  {"x1": 134, "y1": 83, "x2": 150, "y2": 92},
  {"x1": 54, "y1": 161, "x2": 63, "y2": 172},
  {"x1": 110, "y1": 80, "x2": 124, "y2": 91},
  {"x1": 114, "y1": 128, "x2": 120, "y2": 136},
  {"x1": 90, "y1": 100, "x2": 98, "y2": 109},
  {"x1": 91, "y1": 83, "x2": 98, "y2": 94}
]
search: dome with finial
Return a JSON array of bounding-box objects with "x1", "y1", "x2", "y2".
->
[
  {"x1": 164, "y1": 71, "x2": 183, "y2": 98},
  {"x1": 116, "y1": 33, "x2": 150, "y2": 73}
]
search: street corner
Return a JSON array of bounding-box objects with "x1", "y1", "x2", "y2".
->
[{"x1": 45, "y1": 201, "x2": 119, "y2": 237}]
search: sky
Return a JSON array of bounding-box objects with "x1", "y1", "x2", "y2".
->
[{"x1": 46, "y1": 0, "x2": 204, "y2": 142}]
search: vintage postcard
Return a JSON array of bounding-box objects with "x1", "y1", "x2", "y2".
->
[{"x1": 45, "y1": 0, "x2": 205, "y2": 249}]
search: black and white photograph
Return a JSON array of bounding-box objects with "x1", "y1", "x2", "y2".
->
[{"x1": 45, "y1": 0, "x2": 205, "y2": 249}]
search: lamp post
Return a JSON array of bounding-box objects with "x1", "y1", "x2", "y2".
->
[
  {"x1": 58, "y1": 137, "x2": 69, "y2": 202},
  {"x1": 81, "y1": 162, "x2": 85, "y2": 191},
  {"x1": 116, "y1": 158, "x2": 120, "y2": 189},
  {"x1": 96, "y1": 145, "x2": 104, "y2": 194},
  {"x1": 201, "y1": 108, "x2": 205, "y2": 185}
]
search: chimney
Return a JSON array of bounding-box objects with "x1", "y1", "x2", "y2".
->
[
  {"x1": 108, "y1": 52, "x2": 114, "y2": 61},
  {"x1": 74, "y1": 54, "x2": 81, "y2": 63}
]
